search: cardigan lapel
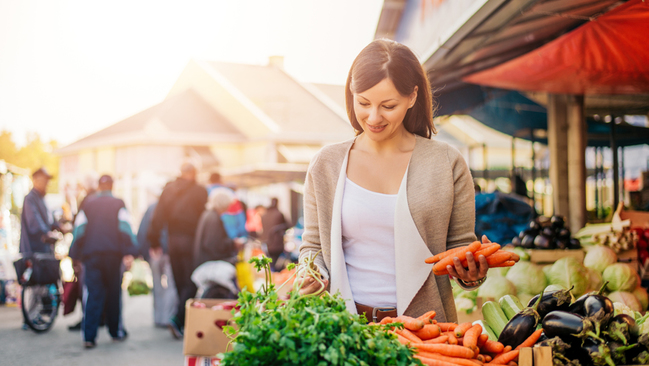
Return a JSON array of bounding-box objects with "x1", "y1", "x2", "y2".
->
[
  {"x1": 394, "y1": 167, "x2": 435, "y2": 315},
  {"x1": 330, "y1": 146, "x2": 357, "y2": 314}
]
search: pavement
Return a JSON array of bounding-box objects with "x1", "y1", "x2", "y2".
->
[{"x1": 0, "y1": 292, "x2": 184, "y2": 366}]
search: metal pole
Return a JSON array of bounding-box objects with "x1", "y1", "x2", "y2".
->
[
  {"x1": 531, "y1": 130, "x2": 536, "y2": 212},
  {"x1": 594, "y1": 147, "x2": 599, "y2": 219},
  {"x1": 621, "y1": 146, "x2": 625, "y2": 204},
  {"x1": 611, "y1": 117, "x2": 619, "y2": 210}
]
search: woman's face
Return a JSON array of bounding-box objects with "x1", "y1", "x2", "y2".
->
[{"x1": 353, "y1": 77, "x2": 417, "y2": 141}]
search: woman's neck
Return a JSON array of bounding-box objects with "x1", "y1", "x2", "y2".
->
[{"x1": 356, "y1": 129, "x2": 416, "y2": 155}]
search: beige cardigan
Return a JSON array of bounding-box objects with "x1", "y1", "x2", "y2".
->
[{"x1": 299, "y1": 134, "x2": 477, "y2": 322}]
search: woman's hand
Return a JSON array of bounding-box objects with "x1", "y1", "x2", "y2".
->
[
  {"x1": 446, "y1": 235, "x2": 490, "y2": 282},
  {"x1": 297, "y1": 275, "x2": 328, "y2": 296}
]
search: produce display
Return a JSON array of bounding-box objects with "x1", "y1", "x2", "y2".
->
[
  {"x1": 511, "y1": 215, "x2": 581, "y2": 250},
  {"x1": 575, "y1": 220, "x2": 638, "y2": 253},
  {"x1": 482, "y1": 286, "x2": 649, "y2": 366}
]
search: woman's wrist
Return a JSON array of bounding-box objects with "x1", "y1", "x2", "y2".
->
[{"x1": 457, "y1": 276, "x2": 486, "y2": 288}]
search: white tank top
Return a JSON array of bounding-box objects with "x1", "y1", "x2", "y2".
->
[{"x1": 341, "y1": 176, "x2": 398, "y2": 308}]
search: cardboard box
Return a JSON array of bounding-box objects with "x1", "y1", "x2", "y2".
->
[
  {"x1": 183, "y1": 299, "x2": 236, "y2": 357},
  {"x1": 184, "y1": 356, "x2": 222, "y2": 366},
  {"x1": 526, "y1": 249, "x2": 585, "y2": 264}
]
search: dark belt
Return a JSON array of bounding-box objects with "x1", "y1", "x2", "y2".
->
[{"x1": 355, "y1": 302, "x2": 397, "y2": 323}]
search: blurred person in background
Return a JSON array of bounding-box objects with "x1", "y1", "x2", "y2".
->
[
  {"x1": 261, "y1": 198, "x2": 288, "y2": 270},
  {"x1": 137, "y1": 187, "x2": 177, "y2": 328},
  {"x1": 69, "y1": 174, "x2": 138, "y2": 349},
  {"x1": 18, "y1": 167, "x2": 62, "y2": 329},
  {"x1": 206, "y1": 172, "x2": 248, "y2": 240},
  {"x1": 148, "y1": 163, "x2": 207, "y2": 339},
  {"x1": 245, "y1": 205, "x2": 265, "y2": 239},
  {"x1": 192, "y1": 188, "x2": 244, "y2": 298}
]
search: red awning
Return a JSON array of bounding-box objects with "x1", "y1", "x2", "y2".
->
[{"x1": 463, "y1": 0, "x2": 649, "y2": 95}]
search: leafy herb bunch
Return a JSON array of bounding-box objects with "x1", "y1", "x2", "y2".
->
[{"x1": 220, "y1": 254, "x2": 421, "y2": 366}]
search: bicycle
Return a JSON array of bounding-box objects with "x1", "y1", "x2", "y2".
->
[{"x1": 14, "y1": 251, "x2": 62, "y2": 333}]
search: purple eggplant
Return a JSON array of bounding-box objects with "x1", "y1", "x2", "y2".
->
[
  {"x1": 605, "y1": 314, "x2": 637, "y2": 345},
  {"x1": 542, "y1": 311, "x2": 596, "y2": 343},
  {"x1": 569, "y1": 238, "x2": 582, "y2": 249},
  {"x1": 527, "y1": 286, "x2": 573, "y2": 319},
  {"x1": 568, "y1": 282, "x2": 613, "y2": 335},
  {"x1": 534, "y1": 234, "x2": 555, "y2": 249},
  {"x1": 582, "y1": 337, "x2": 615, "y2": 366},
  {"x1": 521, "y1": 234, "x2": 536, "y2": 249},
  {"x1": 498, "y1": 290, "x2": 544, "y2": 348},
  {"x1": 608, "y1": 341, "x2": 638, "y2": 365}
]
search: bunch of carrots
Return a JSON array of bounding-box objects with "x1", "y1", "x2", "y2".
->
[
  {"x1": 378, "y1": 311, "x2": 542, "y2": 366},
  {"x1": 425, "y1": 241, "x2": 520, "y2": 276}
]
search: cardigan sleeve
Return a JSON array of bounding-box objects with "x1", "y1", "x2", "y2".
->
[
  {"x1": 298, "y1": 153, "x2": 329, "y2": 280},
  {"x1": 445, "y1": 145, "x2": 478, "y2": 250}
]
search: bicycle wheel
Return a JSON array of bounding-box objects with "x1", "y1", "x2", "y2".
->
[{"x1": 21, "y1": 283, "x2": 60, "y2": 333}]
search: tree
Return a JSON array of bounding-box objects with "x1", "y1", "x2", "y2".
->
[{"x1": 0, "y1": 130, "x2": 60, "y2": 193}]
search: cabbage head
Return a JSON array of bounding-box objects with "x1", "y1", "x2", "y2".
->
[
  {"x1": 505, "y1": 262, "x2": 547, "y2": 295},
  {"x1": 586, "y1": 268, "x2": 604, "y2": 293},
  {"x1": 583, "y1": 245, "x2": 617, "y2": 274},
  {"x1": 613, "y1": 301, "x2": 637, "y2": 318},
  {"x1": 633, "y1": 286, "x2": 649, "y2": 311},
  {"x1": 545, "y1": 257, "x2": 589, "y2": 297},
  {"x1": 545, "y1": 284, "x2": 567, "y2": 292},
  {"x1": 602, "y1": 263, "x2": 638, "y2": 292},
  {"x1": 609, "y1": 291, "x2": 642, "y2": 312},
  {"x1": 477, "y1": 276, "x2": 517, "y2": 301}
]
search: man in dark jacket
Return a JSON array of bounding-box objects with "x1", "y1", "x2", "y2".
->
[
  {"x1": 19, "y1": 168, "x2": 59, "y2": 255},
  {"x1": 261, "y1": 198, "x2": 288, "y2": 270},
  {"x1": 148, "y1": 163, "x2": 208, "y2": 338},
  {"x1": 69, "y1": 175, "x2": 138, "y2": 349}
]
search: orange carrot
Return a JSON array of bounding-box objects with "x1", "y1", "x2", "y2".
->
[
  {"x1": 380, "y1": 317, "x2": 394, "y2": 325},
  {"x1": 414, "y1": 355, "x2": 457, "y2": 366},
  {"x1": 394, "y1": 316, "x2": 425, "y2": 331},
  {"x1": 437, "y1": 323, "x2": 457, "y2": 332},
  {"x1": 489, "y1": 260, "x2": 516, "y2": 268},
  {"x1": 490, "y1": 350, "x2": 519, "y2": 365},
  {"x1": 413, "y1": 343, "x2": 476, "y2": 358},
  {"x1": 418, "y1": 310, "x2": 437, "y2": 323},
  {"x1": 395, "y1": 328, "x2": 423, "y2": 343},
  {"x1": 395, "y1": 333, "x2": 412, "y2": 345},
  {"x1": 474, "y1": 244, "x2": 501, "y2": 258},
  {"x1": 463, "y1": 324, "x2": 482, "y2": 349},
  {"x1": 417, "y1": 351, "x2": 483, "y2": 366},
  {"x1": 478, "y1": 334, "x2": 489, "y2": 347},
  {"x1": 446, "y1": 332, "x2": 458, "y2": 345},
  {"x1": 515, "y1": 329, "x2": 543, "y2": 350},
  {"x1": 425, "y1": 244, "x2": 479, "y2": 264},
  {"x1": 481, "y1": 340, "x2": 504, "y2": 354},
  {"x1": 503, "y1": 346, "x2": 512, "y2": 353},
  {"x1": 424, "y1": 335, "x2": 449, "y2": 344},
  {"x1": 433, "y1": 242, "x2": 481, "y2": 274},
  {"x1": 454, "y1": 322, "x2": 473, "y2": 338},
  {"x1": 413, "y1": 324, "x2": 442, "y2": 340}
]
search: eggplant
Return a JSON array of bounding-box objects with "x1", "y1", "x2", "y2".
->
[
  {"x1": 542, "y1": 227, "x2": 556, "y2": 238},
  {"x1": 555, "y1": 237, "x2": 569, "y2": 250},
  {"x1": 498, "y1": 290, "x2": 543, "y2": 348},
  {"x1": 511, "y1": 236, "x2": 522, "y2": 247},
  {"x1": 534, "y1": 234, "x2": 555, "y2": 249},
  {"x1": 527, "y1": 286, "x2": 573, "y2": 319},
  {"x1": 634, "y1": 350, "x2": 649, "y2": 365},
  {"x1": 563, "y1": 346, "x2": 591, "y2": 366},
  {"x1": 521, "y1": 234, "x2": 536, "y2": 249},
  {"x1": 608, "y1": 341, "x2": 638, "y2": 365},
  {"x1": 542, "y1": 311, "x2": 595, "y2": 343},
  {"x1": 568, "y1": 282, "x2": 614, "y2": 334},
  {"x1": 569, "y1": 238, "x2": 582, "y2": 249},
  {"x1": 537, "y1": 336, "x2": 571, "y2": 354},
  {"x1": 551, "y1": 215, "x2": 565, "y2": 229},
  {"x1": 582, "y1": 337, "x2": 615, "y2": 366},
  {"x1": 557, "y1": 227, "x2": 571, "y2": 240},
  {"x1": 528, "y1": 220, "x2": 541, "y2": 231},
  {"x1": 605, "y1": 314, "x2": 637, "y2": 345}
]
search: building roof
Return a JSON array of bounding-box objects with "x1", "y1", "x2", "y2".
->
[
  {"x1": 57, "y1": 89, "x2": 245, "y2": 154},
  {"x1": 206, "y1": 62, "x2": 352, "y2": 141}
]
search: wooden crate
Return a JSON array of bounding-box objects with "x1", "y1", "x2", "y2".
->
[
  {"x1": 619, "y1": 207, "x2": 649, "y2": 228},
  {"x1": 526, "y1": 249, "x2": 585, "y2": 264},
  {"x1": 519, "y1": 347, "x2": 645, "y2": 366}
]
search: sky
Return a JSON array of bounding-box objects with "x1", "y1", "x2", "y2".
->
[{"x1": 0, "y1": 0, "x2": 384, "y2": 147}]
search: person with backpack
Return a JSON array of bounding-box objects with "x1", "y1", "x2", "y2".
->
[{"x1": 148, "y1": 163, "x2": 207, "y2": 339}]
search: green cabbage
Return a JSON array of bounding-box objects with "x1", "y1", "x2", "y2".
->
[
  {"x1": 506, "y1": 261, "x2": 547, "y2": 295},
  {"x1": 545, "y1": 284, "x2": 567, "y2": 292},
  {"x1": 613, "y1": 301, "x2": 637, "y2": 318},
  {"x1": 583, "y1": 245, "x2": 617, "y2": 274},
  {"x1": 602, "y1": 263, "x2": 638, "y2": 292},
  {"x1": 586, "y1": 268, "x2": 604, "y2": 293},
  {"x1": 545, "y1": 257, "x2": 590, "y2": 297},
  {"x1": 477, "y1": 276, "x2": 517, "y2": 300},
  {"x1": 633, "y1": 287, "x2": 649, "y2": 311},
  {"x1": 609, "y1": 291, "x2": 642, "y2": 312},
  {"x1": 518, "y1": 293, "x2": 535, "y2": 307}
]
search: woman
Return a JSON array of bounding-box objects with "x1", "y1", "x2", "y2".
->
[
  {"x1": 298, "y1": 39, "x2": 489, "y2": 323},
  {"x1": 193, "y1": 188, "x2": 242, "y2": 269}
]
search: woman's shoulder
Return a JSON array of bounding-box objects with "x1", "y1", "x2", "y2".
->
[
  {"x1": 310, "y1": 138, "x2": 355, "y2": 166},
  {"x1": 414, "y1": 135, "x2": 463, "y2": 161}
]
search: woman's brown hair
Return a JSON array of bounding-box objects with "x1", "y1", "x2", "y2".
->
[{"x1": 345, "y1": 39, "x2": 436, "y2": 138}]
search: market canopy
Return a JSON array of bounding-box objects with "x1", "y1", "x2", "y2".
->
[
  {"x1": 438, "y1": 86, "x2": 649, "y2": 147},
  {"x1": 463, "y1": 0, "x2": 649, "y2": 95}
]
